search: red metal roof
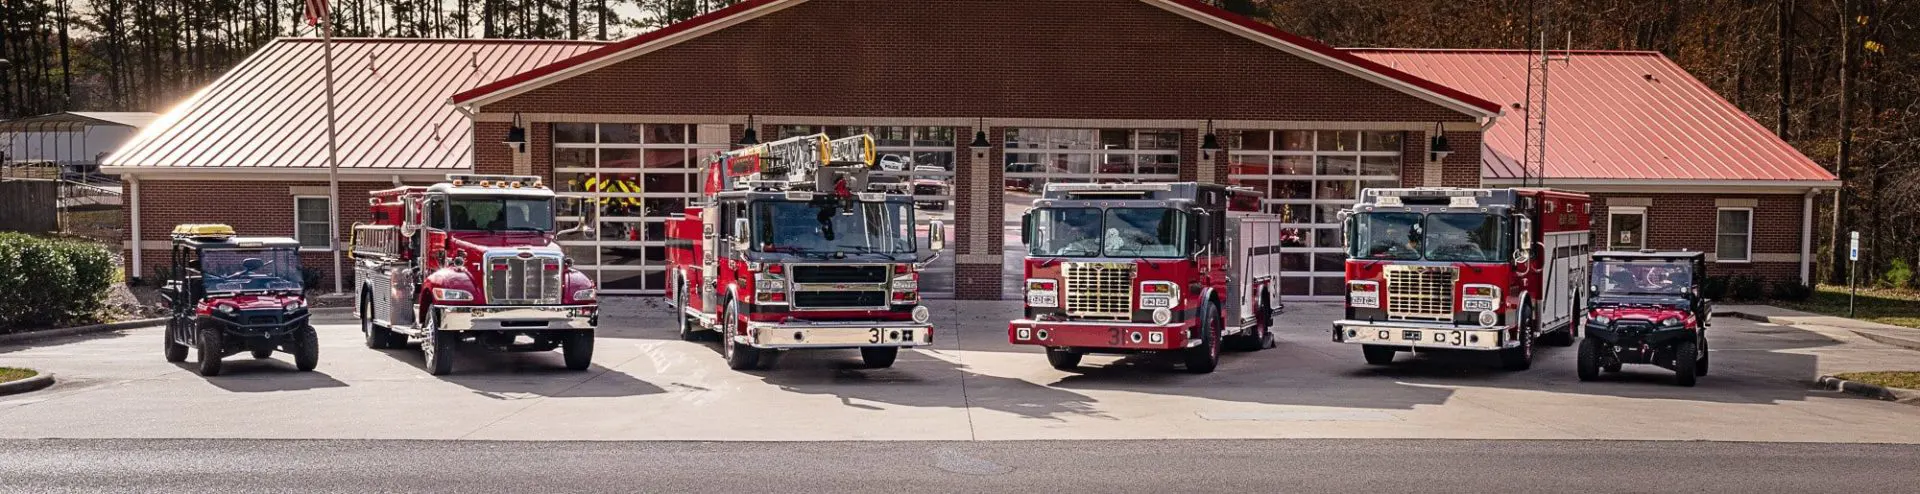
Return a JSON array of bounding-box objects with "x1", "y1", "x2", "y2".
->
[
  {"x1": 106, "y1": 38, "x2": 604, "y2": 171},
  {"x1": 450, "y1": 0, "x2": 1502, "y2": 116},
  {"x1": 1350, "y1": 49, "x2": 1835, "y2": 183}
]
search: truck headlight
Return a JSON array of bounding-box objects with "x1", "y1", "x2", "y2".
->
[
  {"x1": 1152, "y1": 308, "x2": 1172, "y2": 325},
  {"x1": 283, "y1": 299, "x2": 306, "y2": 313},
  {"x1": 217, "y1": 304, "x2": 237, "y2": 315},
  {"x1": 1025, "y1": 279, "x2": 1059, "y2": 308},
  {"x1": 573, "y1": 288, "x2": 596, "y2": 301},
  {"x1": 433, "y1": 288, "x2": 473, "y2": 301},
  {"x1": 1478, "y1": 310, "x2": 1498, "y2": 327},
  {"x1": 1592, "y1": 315, "x2": 1612, "y2": 325},
  {"x1": 1347, "y1": 281, "x2": 1380, "y2": 308},
  {"x1": 912, "y1": 306, "x2": 931, "y2": 324},
  {"x1": 1661, "y1": 317, "x2": 1683, "y2": 328}
]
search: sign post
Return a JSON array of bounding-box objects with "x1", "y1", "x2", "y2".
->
[{"x1": 1848, "y1": 231, "x2": 1860, "y2": 317}]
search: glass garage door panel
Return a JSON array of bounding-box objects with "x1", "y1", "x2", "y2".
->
[
  {"x1": 553, "y1": 123, "x2": 726, "y2": 295},
  {"x1": 1227, "y1": 129, "x2": 1403, "y2": 299}
]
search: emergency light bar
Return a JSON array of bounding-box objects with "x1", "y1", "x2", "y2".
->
[
  {"x1": 172, "y1": 223, "x2": 236, "y2": 239},
  {"x1": 447, "y1": 174, "x2": 544, "y2": 189},
  {"x1": 1364, "y1": 188, "x2": 1490, "y2": 198},
  {"x1": 1046, "y1": 183, "x2": 1174, "y2": 193}
]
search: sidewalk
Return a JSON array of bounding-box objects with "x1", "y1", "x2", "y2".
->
[{"x1": 1717, "y1": 304, "x2": 1920, "y2": 377}]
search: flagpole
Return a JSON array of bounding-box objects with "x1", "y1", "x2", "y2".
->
[{"x1": 322, "y1": 6, "x2": 343, "y2": 295}]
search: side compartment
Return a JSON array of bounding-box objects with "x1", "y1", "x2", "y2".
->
[{"x1": 1226, "y1": 215, "x2": 1283, "y2": 329}]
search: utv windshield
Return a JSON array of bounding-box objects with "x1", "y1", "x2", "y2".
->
[
  {"x1": 200, "y1": 248, "x2": 304, "y2": 293},
  {"x1": 752, "y1": 200, "x2": 916, "y2": 254},
  {"x1": 450, "y1": 197, "x2": 554, "y2": 232},
  {"x1": 1348, "y1": 212, "x2": 1509, "y2": 262},
  {"x1": 1030, "y1": 207, "x2": 1188, "y2": 258},
  {"x1": 1592, "y1": 261, "x2": 1694, "y2": 297}
]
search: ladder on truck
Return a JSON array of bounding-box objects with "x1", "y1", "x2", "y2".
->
[{"x1": 699, "y1": 133, "x2": 876, "y2": 197}]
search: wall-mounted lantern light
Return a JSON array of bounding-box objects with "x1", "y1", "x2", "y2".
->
[
  {"x1": 503, "y1": 112, "x2": 528, "y2": 153},
  {"x1": 969, "y1": 118, "x2": 991, "y2": 162},
  {"x1": 1428, "y1": 122, "x2": 1452, "y2": 162},
  {"x1": 738, "y1": 115, "x2": 760, "y2": 146},
  {"x1": 1199, "y1": 119, "x2": 1222, "y2": 163}
]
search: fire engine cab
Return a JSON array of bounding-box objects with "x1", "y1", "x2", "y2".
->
[
  {"x1": 1333, "y1": 187, "x2": 1592, "y2": 370},
  {"x1": 665, "y1": 133, "x2": 946, "y2": 371},
  {"x1": 1009, "y1": 182, "x2": 1284, "y2": 373},
  {"x1": 351, "y1": 174, "x2": 599, "y2": 376}
]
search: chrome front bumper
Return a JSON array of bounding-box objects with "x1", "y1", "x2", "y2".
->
[
  {"x1": 741, "y1": 320, "x2": 934, "y2": 349},
  {"x1": 440, "y1": 305, "x2": 597, "y2": 332},
  {"x1": 1332, "y1": 319, "x2": 1512, "y2": 351}
]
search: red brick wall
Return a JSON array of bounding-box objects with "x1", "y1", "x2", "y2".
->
[
  {"x1": 1589, "y1": 192, "x2": 1810, "y2": 288},
  {"x1": 125, "y1": 180, "x2": 408, "y2": 291}
]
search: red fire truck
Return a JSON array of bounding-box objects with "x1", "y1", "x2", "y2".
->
[
  {"x1": 351, "y1": 174, "x2": 599, "y2": 376},
  {"x1": 665, "y1": 133, "x2": 946, "y2": 371},
  {"x1": 1008, "y1": 182, "x2": 1284, "y2": 373},
  {"x1": 1332, "y1": 187, "x2": 1592, "y2": 370}
]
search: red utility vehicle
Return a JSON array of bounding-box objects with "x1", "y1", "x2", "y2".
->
[
  {"x1": 351, "y1": 174, "x2": 599, "y2": 375},
  {"x1": 1009, "y1": 182, "x2": 1284, "y2": 373},
  {"x1": 665, "y1": 134, "x2": 946, "y2": 371},
  {"x1": 1333, "y1": 187, "x2": 1592, "y2": 370}
]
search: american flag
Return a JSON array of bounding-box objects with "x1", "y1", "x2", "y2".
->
[{"x1": 303, "y1": 0, "x2": 328, "y2": 27}]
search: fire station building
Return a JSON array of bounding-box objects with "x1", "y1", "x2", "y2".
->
[{"x1": 104, "y1": 0, "x2": 1835, "y2": 300}]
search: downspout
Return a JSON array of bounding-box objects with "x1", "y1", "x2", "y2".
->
[
  {"x1": 1801, "y1": 188, "x2": 1815, "y2": 285},
  {"x1": 129, "y1": 175, "x2": 142, "y2": 282}
]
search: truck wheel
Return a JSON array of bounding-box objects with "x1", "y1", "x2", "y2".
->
[
  {"x1": 196, "y1": 322, "x2": 224, "y2": 377},
  {"x1": 1362, "y1": 345, "x2": 1396, "y2": 365},
  {"x1": 1046, "y1": 348, "x2": 1082, "y2": 370},
  {"x1": 860, "y1": 347, "x2": 899, "y2": 369},
  {"x1": 674, "y1": 280, "x2": 704, "y2": 342},
  {"x1": 1673, "y1": 340, "x2": 1700, "y2": 387},
  {"x1": 293, "y1": 325, "x2": 319, "y2": 372},
  {"x1": 163, "y1": 320, "x2": 188, "y2": 363},
  {"x1": 563, "y1": 331, "x2": 594, "y2": 371},
  {"x1": 1226, "y1": 299, "x2": 1273, "y2": 352},
  {"x1": 362, "y1": 292, "x2": 400, "y2": 349},
  {"x1": 722, "y1": 300, "x2": 762, "y2": 371},
  {"x1": 1576, "y1": 335, "x2": 1601, "y2": 381},
  {"x1": 422, "y1": 308, "x2": 455, "y2": 376},
  {"x1": 1183, "y1": 302, "x2": 1222, "y2": 374},
  {"x1": 1499, "y1": 331, "x2": 1534, "y2": 371},
  {"x1": 1696, "y1": 337, "x2": 1710, "y2": 376}
]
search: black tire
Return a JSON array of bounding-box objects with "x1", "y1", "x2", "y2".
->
[
  {"x1": 163, "y1": 320, "x2": 188, "y2": 363},
  {"x1": 1673, "y1": 340, "x2": 1699, "y2": 387},
  {"x1": 251, "y1": 348, "x2": 273, "y2": 359},
  {"x1": 563, "y1": 331, "x2": 594, "y2": 371},
  {"x1": 1183, "y1": 302, "x2": 1222, "y2": 374},
  {"x1": 1046, "y1": 348, "x2": 1082, "y2": 370},
  {"x1": 1500, "y1": 331, "x2": 1534, "y2": 371},
  {"x1": 196, "y1": 322, "x2": 224, "y2": 377},
  {"x1": 422, "y1": 308, "x2": 455, "y2": 376},
  {"x1": 722, "y1": 300, "x2": 762, "y2": 371},
  {"x1": 293, "y1": 325, "x2": 319, "y2": 372},
  {"x1": 1362, "y1": 345, "x2": 1396, "y2": 365},
  {"x1": 1538, "y1": 327, "x2": 1576, "y2": 347},
  {"x1": 362, "y1": 291, "x2": 401, "y2": 349},
  {"x1": 1576, "y1": 336, "x2": 1601, "y2": 381},
  {"x1": 674, "y1": 278, "x2": 704, "y2": 342},
  {"x1": 1696, "y1": 336, "x2": 1710, "y2": 376},
  {"x1": 1604, "y1": 362, "x2": 1623, "y2": 373},
  {"x1": 860, "y1": 347, "x2": 899, "y2": 368}
]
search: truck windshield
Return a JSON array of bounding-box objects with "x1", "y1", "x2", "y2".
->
[
  {"x1": 200, "y1": 248, "x2": 304, "y2": 293},
  {"x1": 450, "y1": 198, "x2": 554, "y2": 232},
  {"x1": 1030, "y1": 207, "x2": 1188, "y2": 258},
  {"x1": 752, "y1": 200, "x2": 916, "y2": 254},
  {"x1": 1592, "y1": 261, "x2": 1693, "y2": 297},
  {"x1": 1348, "y1": 212, "x2": 1509, "y2": 262},
  {"x1": 1424, "y1": 213, "x2": 1507, "y2": 262}
]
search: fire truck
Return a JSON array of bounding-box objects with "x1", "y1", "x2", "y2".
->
[
  {"x1": 1008, "y1": 182, "x2": 1284, "y2": 374},
  {"x1": 1332, "y1": 187, "x2": 1592, "y2": 370},
  {"x1": 665, "y1": 133, "x2": 946, "y2": 371},
  {"x1": 350, "y1": 174, "x2": 599, "y2": 376}
]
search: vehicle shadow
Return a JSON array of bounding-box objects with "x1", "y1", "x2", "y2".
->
[
  {"x1": 0, "y1": 328, "x2": 134, "y2": 355},
  {"x1": 170, "y1": 359, "x2": 349, "y2": 392},
  {"x1": 365, "y1": 344, "x2": 664, "y2": 399}
]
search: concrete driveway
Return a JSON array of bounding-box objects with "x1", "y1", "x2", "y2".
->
[{"x1": 2, "y1": 300, "x2": 1918, "y2": 442}]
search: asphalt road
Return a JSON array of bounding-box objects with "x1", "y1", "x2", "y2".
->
[{"x1": 3, "y1": 438, "x2": 1917, "y2": 493}]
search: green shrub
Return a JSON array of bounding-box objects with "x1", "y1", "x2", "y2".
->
[
  {"x1": 1771, "y1": 280, "x2": 1814, "y2": 301},
  {"x1": 1885, "y1": 259, "x2": 1913, "y2": 289},
  {"x1": 0, "y1": 234, "x2": 116, "y2": 330},
  {"x1": 1701, "y1": 275, "x2": 1730, "y2": 300},
  {"x1": 1728, "y1": 274, "x2": 1768, "y2": 301},
  {"x1": 299, "y1": 267, "x2": 323, "y2": 293}
]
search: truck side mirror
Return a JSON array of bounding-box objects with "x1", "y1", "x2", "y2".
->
[
  {"x1": 928, "y1": 220, "x2": 946, "y2": 252},
  {"x1": 733, "y1": 217, "x2": 751, "y2": 251},
  {"x1": 1513, "y1": 217, "x2": 1534, "y2": 264},
  {"x1": 1020, "y1": 212, "x2": 1033, "y2": 246}
]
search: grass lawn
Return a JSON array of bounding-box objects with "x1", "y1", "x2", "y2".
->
[
  {"x1": 1833, "y1": 371, "x2": 1920, "y2": 390},
  {"x1": 0, "y1": 367, "x2": 37, "y2": 384},
  {"x1": 1774, "y1": 285, "x2": 1920, "y2": 329}
]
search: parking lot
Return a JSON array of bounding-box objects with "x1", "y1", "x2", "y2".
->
[{"x1": 3, "y1": 300, "x2": 1919, "y2": 442}]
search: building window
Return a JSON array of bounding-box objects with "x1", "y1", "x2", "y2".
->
[
  {"x1": 1716, "y1": 208, "x2": 1752, "y2": 262},
  {"x1": 1226, "y1": 130, "x2": 1401, "y2": 298},
  {"x1": 1003, "y1": 128, "x2": 1182, "y2": 191},
  {"x1": 1607, "y1": 206, "x2": 1646, "y2": 251},
  {"x1": 553, "y1": 123, "x2": 730, "y2": 294},
  {"x1": 294, "y1": 196, "x2": 331, "y2": 250}
]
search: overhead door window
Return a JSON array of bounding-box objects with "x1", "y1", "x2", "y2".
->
[
  {"x1": 553, "y1": 123, "x2": 729, "y2": 295},
  {"x1": 1607, "y1": 206, "x2": 1646, "y2": 250},
  {"x1": 1716, "y1": 208, "x2": 1752, "y2": 262},
  {"x1": 1227, "y1": 129, "x2": 1402, "y2": 299}
]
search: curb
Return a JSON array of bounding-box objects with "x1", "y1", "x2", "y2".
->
[
  {"x1": 1715, "y1": 310, "x2": 1920, "y2": 352},
  {"x1": 0, "y1": 318, "x2": 166, "y2": 346},
  {"x1": 1816, "y1": 375, "x2": 1920, "y2": 404},
  {"x1": 0, "y1": 372, "x2": 53, "y2": 396}
]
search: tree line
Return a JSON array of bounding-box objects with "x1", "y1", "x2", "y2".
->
[{"x1": 3, "y1": 0, "x2": 1916, "y2": 287}]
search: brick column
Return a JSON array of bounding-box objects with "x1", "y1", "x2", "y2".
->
[
  {"x1": 953, "y1": 125, "x2": 1005, "y2": 300},
  {"x1": 473, "y1": 121, "x2": 513, "y2": 175},
  {"x1": 1439, "y1": 130, "x2": 1482, "y2": 188}
]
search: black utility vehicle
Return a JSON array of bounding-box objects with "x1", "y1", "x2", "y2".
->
[{"x1": 159, "y1": 224, "x2": 318, "y2": 376}]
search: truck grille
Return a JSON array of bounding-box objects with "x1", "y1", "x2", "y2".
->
[
  {"x1": 484, "y1": 252, "x2": 563, "y2": 305},
  {"x1": 1063, "y1": 262, "x2": 1134, "y2": 320},
  {"x1": 793, "y1": 291, "x2": 887, "y2": 308},
  {"x1": 791, "y1": 265, "x2": 889, "y2": 284},
  {"x1": 1385, "y1": 265, "x2": 1456, "y2": 322}
]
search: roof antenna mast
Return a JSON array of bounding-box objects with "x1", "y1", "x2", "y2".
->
[{"x1": 1523, "y1": 0, "x2": 1572, "y2": 188}]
